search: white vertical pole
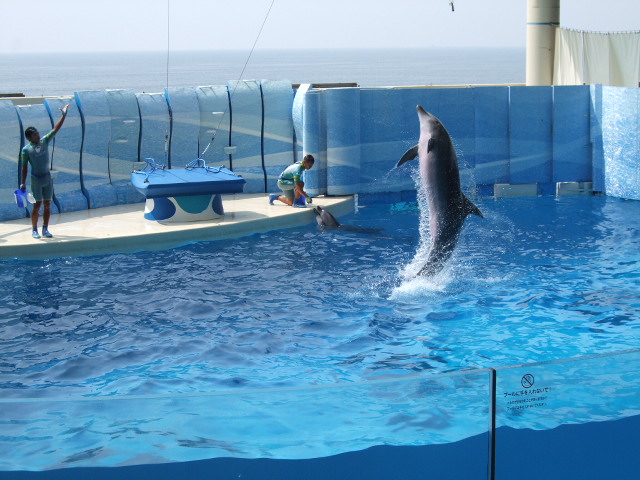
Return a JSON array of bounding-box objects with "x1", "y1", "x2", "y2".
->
[{"x1": 526, "y1": 0, "x2": 560, "y2": 86}]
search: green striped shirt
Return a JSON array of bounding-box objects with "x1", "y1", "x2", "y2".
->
[
  {"x1": 21, "y1": 130, "x2": 55, "y2": 177},
  {"x1": 278, "y1": 162, "x2": 305, "y2": 185}
]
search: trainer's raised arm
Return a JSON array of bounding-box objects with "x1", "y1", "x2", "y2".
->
[{"x1": 53, "y1": 103, "x2": 70, "y2": 134}]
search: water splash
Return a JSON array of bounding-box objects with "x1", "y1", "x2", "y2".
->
[
  {"x1": 394, "y1": 175, "x2": 436, "y2": 284},
  {"x1": 390, "y1": 269, "x2": 451, "y2": 301}
]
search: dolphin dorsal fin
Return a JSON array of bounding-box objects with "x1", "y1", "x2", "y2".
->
[
  {"x1": 396, "y1": 145, "x2": 419, "y2": 167},
  {"x1": 462, "y1": 194, "x2": 483, "y2": 218}
]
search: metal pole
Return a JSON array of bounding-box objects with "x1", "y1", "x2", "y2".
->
[
  {"x1": 488, "y1": 368, "x2": 497, "y2": 480},
  {"x1": 526, "y1": 0, "x2": 560, "y2": 85}
]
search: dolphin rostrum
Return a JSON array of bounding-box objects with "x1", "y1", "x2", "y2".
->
[{"x1": 397, "y1": 105, "x2": 483, "y2": 277}]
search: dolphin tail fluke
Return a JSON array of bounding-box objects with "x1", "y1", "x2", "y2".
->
[
  {"x1": 396, "y1": 145, "x2": 419, "y2": 167},
  {"x1": 462, "y1": 194, "x2": 483, "y2": 218}
]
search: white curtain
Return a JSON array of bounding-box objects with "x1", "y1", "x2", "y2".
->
[
  {"x1": 609, "y1": 33, "x2": 640, "y2": 87},
  {"x1": 553, "y1": 28, "x2": 584, "y2": 85},
  {"x1": 554, "y1": 28, "x2": 640, "y2": 87},
  {"x1": 584, "y1": 32, "x2": 611, "y2": 85}
]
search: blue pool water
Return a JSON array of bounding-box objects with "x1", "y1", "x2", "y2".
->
[
  {"x1": 1, "y1": 194, "x2": 639, "y2": 473},
  {"x1": 1, "y1": 195, "x2": 639, "y2": 399},
  {"x1": 3, "y1": 415, "x2": 640, "y2": 480}
]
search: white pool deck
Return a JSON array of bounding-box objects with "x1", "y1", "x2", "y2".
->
[{"x1": 0, "y1": 194, "x2": 354, "y2": 259}]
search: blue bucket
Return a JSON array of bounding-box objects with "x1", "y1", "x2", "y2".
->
[{"x1": 14, "y1": 189, "x2": 28, "y2": 208}]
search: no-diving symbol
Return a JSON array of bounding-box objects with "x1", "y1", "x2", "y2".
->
[{"x1": 521, "y1": 374, "x2": 535, "y2": 388}]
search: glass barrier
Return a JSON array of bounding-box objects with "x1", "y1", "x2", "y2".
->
[
  {"x1": 4, "y1": 349, "x2": 638, "y2": 479},
  {"x1": 494, "y1": 348, "x2": 640, "y2": 480},
  {"x1": 0, "y1": 369, "x2": 494, "y2": 479}
]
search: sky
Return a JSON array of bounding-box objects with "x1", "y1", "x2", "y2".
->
[{"x1": 0, "y1": 0, "x2": 639, "y2": 54}]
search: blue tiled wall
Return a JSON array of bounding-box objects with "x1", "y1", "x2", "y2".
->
[
  {"x1": 359, "y1": 88, "x2": 414, "y2": 194},
  {"x1": 75, "y1": 90, "x2": 117, "y2": 208},
  {"x1": 196, "y1": 85, "x2": 231, "y2": 168},
  {"x1": 260, "y1": 79, "x2": 295, "y2": 194},
  {"x1": 509, "y1": 86, "x2": 553, "y2": 186},
  {"x1": 292, "y1": 83, "x2": 311, "y2": 165},
  {"x1": 474, "y1": 87, "x2": 509, "y2": 186},
  {"x1": 137, "y1": 92, "x2": 170, "y2": 167},
  {"x1": 15, "y1": 103, "x2": 52, "y2": 139},
  {"x1": 325, "y1": 87, "x2": 361, "y2": 195},
  {"x1": 0, "y1": 100, "x2": 26, "y2": 220},
  {"x1": 228, "y1": 80, "x2": 264, "y2": 193},
  {"x1": 300, "y1": 89, "x2": 327, "y2": 196},
  {"x1": 434, "y1": 88, "x2": 476, "y2": 187},
  {"x1": 589, "y1": 85, "x2": 605, "y2": 193},
  {"x1": 1, "y1": 82, "x2": 639, "y2": 221},
  {"x1": 106, "y1": 89, "x2": 145, "y2": 204},
  {"x1": 43, "y1": 97, "x2": 88, "y2": 213},
  {"x1": 300, "y1": 84, "x2": 639, "y2": 201},
  {"x1": 165, "y1": 87, "x2": 200, "y2": 167},
  {"x1": 553, "y1": 86, "x2": 591, "y2": 183},
  {"x1": 599, "y1": 86, "x2": 640, "y2": 200}
]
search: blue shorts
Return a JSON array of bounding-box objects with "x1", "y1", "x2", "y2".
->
[
  {"x1": 278, "y1": 179, "x2": 296, "y2": 199},
  {"x1": 31, "y1": 173, "x2": 53, "y2": 202}
]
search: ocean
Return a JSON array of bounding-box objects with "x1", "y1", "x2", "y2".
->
[{"x1": 0, "y1": 47, "x2": 524, "y2": 97}]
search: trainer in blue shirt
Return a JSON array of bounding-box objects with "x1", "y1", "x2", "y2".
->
[
  {"x1": 20, "y1": 103, "x2": 70, "y2": 239},
  {"x1": 269, "y1": 154, "x2": 314, "y2": 207}
]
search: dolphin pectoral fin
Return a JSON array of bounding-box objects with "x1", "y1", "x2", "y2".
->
[
  {"x1": 462, "y1": 194, "x2": 483, "y2": 218},
  {"x1": 396, "y1": 145, "x2": 419, "y2": 167}
]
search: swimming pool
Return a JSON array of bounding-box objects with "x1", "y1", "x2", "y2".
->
[{"x1": 1, "y1": 194, "x2": 639, "y2": 473}]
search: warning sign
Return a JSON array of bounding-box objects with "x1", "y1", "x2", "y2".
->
[{"x1": 502, "y1": 374, "x2": 552, "y2": 412}]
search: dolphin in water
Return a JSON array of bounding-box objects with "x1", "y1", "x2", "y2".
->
[
  {"x1": 313, "y1": 206, "x2": 384, "y2": 235},
  {"x1": 313, "y1": 206, "x2": 341, "y2": 227},
  {"x1": 397, "y1": 105, "x2": 483, "y2": 277}
]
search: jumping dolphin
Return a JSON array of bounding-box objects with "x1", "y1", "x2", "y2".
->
[{"x1": 397, "y1": 105, "x2": 483, "y2": 277}]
